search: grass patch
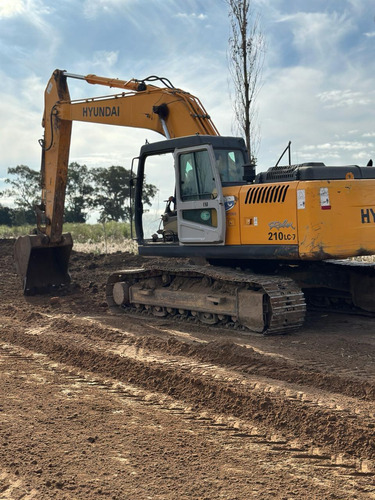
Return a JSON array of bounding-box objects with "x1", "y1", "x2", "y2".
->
[
  {"x1": 0, "y1": 224, "x2": 33, "y2": 238},
  {"x1": 64, "y1": 221, "x2": 132, "y2": 244},
  {"x1": 0, "y1": 221, "x2": 137, "y2": 254}
]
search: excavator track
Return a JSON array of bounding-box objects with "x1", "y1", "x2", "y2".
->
[{"x1": 106, "y1": 264, "x2": 306, "y2": 335}]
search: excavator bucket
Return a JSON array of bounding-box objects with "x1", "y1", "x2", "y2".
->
[{"x1": 14, "y1": 233, "x2": 73, "y2": 294}]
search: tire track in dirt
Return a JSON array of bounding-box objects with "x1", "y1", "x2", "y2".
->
[
  {"x1": 2, "y1": 304, "x2": 375, "y2": 402},
  {"x1": 1, "y1": 312, "x2": 375, "y2": 462},
  {"x1": 2, "y1": 239, "x2": 375, "y2": 498},
  {"x1": 2, "y1": 343, "x2": 374, "y2": 499},
  {"x1": 108, "y1": 315, "x2": 375, "y2": 401},
  {"x1": 1, "y1": 342, "x2": 374, "y2": 488}
]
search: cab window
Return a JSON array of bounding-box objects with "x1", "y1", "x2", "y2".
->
[
  {"x1": 179, "y1": 150, "x2": 215, "y2": 201},
  {"x1": 214, "y1": 149, "x2": 245, "y2": 183}
]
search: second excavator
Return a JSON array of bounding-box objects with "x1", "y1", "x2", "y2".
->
[{"x1": 14, "y1": 69, "x2": 375, "y2": 334}]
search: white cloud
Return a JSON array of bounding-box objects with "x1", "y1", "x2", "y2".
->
[
  {"x1": 256, "y1": 60, "x2": 375, "y2": 168},
  {"x1": 258, "y1": 66, "x2": 324, "y2": 159},
  {"x1": 301, "y1": 141, "x2": 372, "y2": 152},
  {"x1": 0, "y1": 1, "x2": 60, "y2": 65},
  {"x1": 91, "y1": 51, "x2": 119, "y2": 70},
  {"x1": 255, "y1": 2, "x2": 375, "y2": 167},
  {"x1": 364, "y1": 32, "x2": 375, "y2": 38},
  {"x1": 296, "y1": 139, "x2": 374, "y2": 165},
  {"x1": 0, "y1": 0, "x2": 54, "y2": 38},
  {"x1": 0, "y1": 0, "x2": 55, "y2": 25},
  {"x1": 301, "y1": 140, "x2": 374, "y2": 165},
  {"x1": 0, "y1": 94, "x2": 41, "y2": 173},
  {"x1": 0, "y1": 72, "x2": 44, "y2": 179},
  {"x1": 83, "y1": 0, "x2": 136, "y2": 20},
  {"x1": 175, "y1": 12, "x2": 207, "y2": 21},
  {"x1": 317, "y1": 89, "x2": 373, "y2": 108},
  {"x1": 276, "y1": 10, "x2": 355, "y2": 69},
  {"x1": 0, "y1": 0, "x2": 25, "y2": 18}
]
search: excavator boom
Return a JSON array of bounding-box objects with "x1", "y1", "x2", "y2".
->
[{"x1": 15, "y1": 69, "x2": 219, "y2": 293}]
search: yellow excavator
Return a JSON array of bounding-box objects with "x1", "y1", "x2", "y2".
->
[{"x1": 14, "y1": 69, "x2": 375, "y2": 334}]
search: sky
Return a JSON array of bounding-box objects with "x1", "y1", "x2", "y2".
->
[{"x1": 0, "y1": 0, "x2": 374, "y2": 220}]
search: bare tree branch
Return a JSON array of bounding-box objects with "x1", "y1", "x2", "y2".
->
[{"x1": 227, "y1": 0, "x2": 266, "y2": 164}]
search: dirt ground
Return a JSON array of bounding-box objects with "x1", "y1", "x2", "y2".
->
[{"x1": 0, "y1": 238, "x2": 374, "y2": 499}]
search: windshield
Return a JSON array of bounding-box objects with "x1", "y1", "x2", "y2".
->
[{"x1": 214, "y1": 149, "x2": 245, "y2": 184}]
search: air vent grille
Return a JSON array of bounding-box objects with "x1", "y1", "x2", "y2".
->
[{"x1": 245, "y1": 184, "x2": 289, "y2": 204}]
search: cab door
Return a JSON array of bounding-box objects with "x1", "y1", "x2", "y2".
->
[{"x1": 174, "y1": 145, "x2": 226, "y2": 244}]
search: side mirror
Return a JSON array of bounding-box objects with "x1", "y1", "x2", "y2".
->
[{"x1": 243, "y1": 163, "x2": 256, "y2": 182}]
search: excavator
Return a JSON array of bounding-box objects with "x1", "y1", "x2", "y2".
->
[{"x1": 14, "y1": 69, "x2": 375, "y2": 334}]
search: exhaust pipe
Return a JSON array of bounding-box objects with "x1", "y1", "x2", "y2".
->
[{"x1": 14, "y1": 233, "x2": 73, "y2": 294}]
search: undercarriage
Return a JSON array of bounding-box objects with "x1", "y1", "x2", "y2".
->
[
  {"x1": 106, "y1": 263, "x2": 306, "y2": 335},
  {"x1": 105, "y1": 258, "x2": 375, "y2": 334}
]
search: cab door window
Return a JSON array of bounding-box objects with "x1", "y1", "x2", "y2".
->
[{"x1": 179, "y1": 150, "x2": 215, "y2": 201}]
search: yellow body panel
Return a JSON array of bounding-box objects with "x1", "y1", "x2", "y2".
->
[
  {"x1": 222, "y1": 186, "x2": 242, "y2": 245},
  {"x1": 223, "y1": 184, "x2": 298, "y2": 248},
  {"x1": 223, "y1": 180, "x2": 375, "y2": 260},
  {"x1": 239, "y1": 183, "x2": 297, "y2": 246},
  {"x1": 297, "y1": 179, "x2": 375, "y2": 259}
]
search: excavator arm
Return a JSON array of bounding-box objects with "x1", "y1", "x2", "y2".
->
[
  {"x1": 14, "y1": 69, "x2": 219, "y2": 293},
  {"x1": 41, "y1": 69, "x2": 218, "y2": 243}
]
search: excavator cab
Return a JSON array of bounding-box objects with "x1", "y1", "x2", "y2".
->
[
  {"x1": 14, "y1": 233, "x2": 73, "y2": 294},
  {"x1": 135, "y1": 135, "x2": 247, "y2": 248}
]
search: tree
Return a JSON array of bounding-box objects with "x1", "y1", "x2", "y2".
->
[
  {"x1": 65, "y1": 162, "x2": 94, "y2": 223},
  {"x1": 227, "y1": 0, "x2": 266, "y2": 165},
  {"x1": 1, "y1": 162, "x2": 95, "y2": 224},
  {"x1": 0, "y1": 205, "x2": 13, "y2": 226},
  {"x1": 0, "y1": 205, "x2": 36, "y2": 226},
  {"x1": 1, "y1": 165, "x2": 41, "y2": 225},
  {"x1": 3, "y1": 165, "x2": 41, "y2": 210},
  {"x1": 91, "y1": 165, "x2": 157, "y2": 223},
  {"x1": 1, "y1": 162, "x2": 157, "y2": 226}
]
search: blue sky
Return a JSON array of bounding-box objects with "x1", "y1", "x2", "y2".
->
[{"x1": 0, "y1": 0, "x2": 374, "y2": 214}]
